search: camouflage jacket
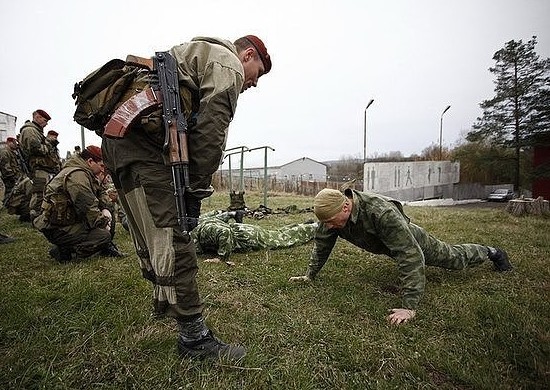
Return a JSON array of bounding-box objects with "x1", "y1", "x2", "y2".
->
[
  {"x1": 34, "y1": 155, "x2": 110, "y2": 230},
  {"x1": 307, "y1": 189, "x2": 426, "y2": 309},
  {"x1": 0, "y1": 147, "x2": 25, "y2": 188},
  {"x1": 193, "y1": 211, "x2": 318, "y2": 259},
  {"x1": 18, "y1": 121, "x2": 59, "y2": 174},
  {"x1": 103, "y1": 37, "x2": 244, "y2": 203}
]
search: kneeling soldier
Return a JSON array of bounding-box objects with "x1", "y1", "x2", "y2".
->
[{"x1": 34, "y1": 145, "x2": 124, "y2": 261}]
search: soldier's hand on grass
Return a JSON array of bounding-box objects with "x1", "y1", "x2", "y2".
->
[
  {"x1": 288, "y1": 275, "x2": 311, "y2": 283},
  {"x1": 387, "y1": 308, "x2": 416, "y2": 325}
]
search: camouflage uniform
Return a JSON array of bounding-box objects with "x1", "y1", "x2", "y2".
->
[
  {"x1": 307, "y1": 189, "x2": 491, "y2": 309},
  {"x1": 33, "y1": 155, "x2": 112, "y2": 258},
  {"x1": 0, "y1": 144, "x2": 31, "y2": 220},
  {"x1": 0, "y1": 144, "x2": 25, "y2": 195},
  {"x1": 193, "y1": 210, "x2": 318, "y2": 259},
  {"x1": 102, "y1": 37, "x2": 245, "y2": 319},
  {"x1": 19, "y1": 120, "x2": 60, "y2": 217}
]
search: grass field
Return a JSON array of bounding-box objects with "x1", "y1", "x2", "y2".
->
[{"x1": 1, "y1": 191, "x2": 549, "y2": 389}]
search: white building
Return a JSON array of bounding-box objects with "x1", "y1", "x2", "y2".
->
[
  {"x1": 0, "y1": 111, "x2": 17, "y2": 143},
  {"x1": 243, "y1": 157, "x2": 327, "y2": 182}
]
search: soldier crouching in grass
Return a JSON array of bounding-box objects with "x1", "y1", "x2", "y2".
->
[
  {"x1": 33, "y1": 146, "x2": 124, "y2": 262},
  {"x1": 289, "y1": 188, "x2": 512, "y2": 325}
]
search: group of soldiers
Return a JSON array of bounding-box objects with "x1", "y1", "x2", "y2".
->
[
  {"x1": 0, "y1": 109, "x2": 124, "y2": 260},
  {"x1": 1, "y1": 34, "x2": 513, "y2": 363}
]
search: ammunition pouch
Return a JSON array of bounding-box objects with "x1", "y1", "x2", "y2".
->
[{"x1": 41, "y1": 194, "x2": 77, "y2": 226}]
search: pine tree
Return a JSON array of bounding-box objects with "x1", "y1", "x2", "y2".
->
[{"x1": 467, "y1": 36, "x2": 550, "y2": 191}]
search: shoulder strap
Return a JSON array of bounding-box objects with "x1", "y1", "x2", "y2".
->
[{"x1": 61, "y1": 167, "x2": 89, "y2": 192}]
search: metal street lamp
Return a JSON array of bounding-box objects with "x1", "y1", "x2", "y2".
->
[
  {"x1": 439, "y1": 105, "x2": 451, "y2": 160},
  {"x1": 363, "y1": 99, "x2": 375, "y2": 164}
]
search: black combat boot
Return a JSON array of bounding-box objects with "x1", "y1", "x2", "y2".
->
[
  {"x1": 227, "y1": 210, "x2": 246, "y2": 223},
  {"x1": 0, "y1": 233, "x2": 16, "y2": 244},
  {"x1": 177, "y1": 315, "x2": 246, "y2": 361},
  {"x1": 488, "y1": 248, "x2": 513, "y2": 272},
  {"x1": 100, "y1": 242, "x2": 126, "y2": 257},
  {"x1": 49, "y1": 245, "x2": 73, "y2": 262}
]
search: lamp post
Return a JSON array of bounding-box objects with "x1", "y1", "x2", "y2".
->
[
  {"x1": 439, "y1": 105, "x2": 451, "y2": 160},
  {"x1": 363, "y1": 99, "x2": 374, "y2": 164}
]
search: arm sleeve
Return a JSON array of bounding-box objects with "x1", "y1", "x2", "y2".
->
[
  {"x1": 306, "y1": 224, "x2": 339, "y2": 280},
  {"x1": 375, "y1": 209, "x2": 426, "y2": 309},
  {"x1": 65, "y1": 171, "x2": 109, "y2": 229},
  {"x1": 187, "y1": 62, "x2": 242, "y2": 192}
]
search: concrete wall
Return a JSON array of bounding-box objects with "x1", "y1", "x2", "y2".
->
[{"x1": 363, "y1": 161, "x2": 460, "y2": 201}]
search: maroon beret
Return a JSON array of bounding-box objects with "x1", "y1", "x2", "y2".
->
[
  {"x1": 245, "y1": 35, "x2": 271, "y2": 74},
  {"x1": 6, "y1": 137, "x2": 17, "y2": 143},
  {"x1": 84, "y1": 145, "x2": 103, "y2": 162},
  {"x1": 35, "y1": 109, "x2": 51, "y2": 121},
  {"x1": 47, "y1": 130, "x2": 59, "y2": 137}
]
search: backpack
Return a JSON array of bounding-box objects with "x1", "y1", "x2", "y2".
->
[{"x1": 72, "y1": 59, "x2": 141, "y2": 134}]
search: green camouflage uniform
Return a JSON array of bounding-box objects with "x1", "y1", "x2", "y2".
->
[
  {"x1": 0, "y1": 146, "x2": 31, "y2": 218},
  {"x1": 19, "y1": 120, "x2": 61, "y2": 216},
  {"x1": 193, "y1": 210, "x2": 318, "y2": 259},
  {"x1": 0, "y1": 145, "x2": 24, "y2": 195},
  {"x1": 102, "y1": 37, "x2": 244, "y2": 319},
  {"x1": 307, "y1": 189, "x2": 491, "y2": 309},
  {"x1": 33, "y1": 155, "x2": 112, "y2": 258}
]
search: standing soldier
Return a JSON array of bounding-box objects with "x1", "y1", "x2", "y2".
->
[
  {"x1": 18, "y1": 109, "x2": 59, "y2": 220},
  {"x1": 102, "y1": 34, "x2": 271, "y2": 361},
  {"x1": 45, "y1": 130, "x2": 63, "y2": 173},
  {"x1": 0, "y1": 137, "x2": 25, "y2": 197},
  {"x1": 0, "y1": 172, "x2": 16, "y2": 244},
  {"x1": 0, "y1": 137, "x2": 31, "y2": 222}
]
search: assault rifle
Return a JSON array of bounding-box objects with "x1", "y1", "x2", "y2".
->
[
  {"x1": 103, "y1": 52, "x2": 194, "y2": 240},
  {"x1": 154, "y1": 52, "x2": 194, "y2": 239},
  {"x1": 15, "y1": 149, "x2": 30, "y2": 177}
]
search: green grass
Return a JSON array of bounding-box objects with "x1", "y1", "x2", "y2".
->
[{"x1": 1, "y1": 191, "x2": 549, "y2": 389}]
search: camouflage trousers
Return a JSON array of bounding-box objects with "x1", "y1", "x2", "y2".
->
[
  {"x1": 30, "y1": 169, "x2": 51, "y2": 218},
  {"x1": 103, "y1": 157, "x2": 203, "y2": 320},
  {"x1": 410, "y1": 223, "x2": 489, "y2": 269},
  {"x1": 40, "y1": 223, "x2": 112, "y2": 258},
  {"x1": 5, "y1": 176, "x2": 31, "y2": 218}
]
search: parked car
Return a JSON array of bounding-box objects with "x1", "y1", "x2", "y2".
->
[{"x1": 487, "y1": 188, "x2": 515, "y2": 202}]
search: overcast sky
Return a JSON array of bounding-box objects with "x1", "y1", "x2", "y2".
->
[{"x1": 1, "y1": 0, "x2": 548, "y2": 168}]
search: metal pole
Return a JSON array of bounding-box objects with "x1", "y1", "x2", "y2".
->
[
  {"x1": 223, "y1": 146, "x2": 249, "y2": 193},
  {"x1": 439, "y1": 105, "x2": 451, "y2": 160},
  {"x1": 227, "y1": 154, "x2": 233, "y2": 191},
  {"x1": 80, "y1": 125, "x2": 86, "y2": 149},
  {"x1": 248, "y1": 146, "x2": 275, "y2": 207},
  {"x1": 363, "y1": 99, "x2": 374, "y2": 164},
  {"x1": 239, "y1": 148, "x2": 245, "y2": 192}
]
